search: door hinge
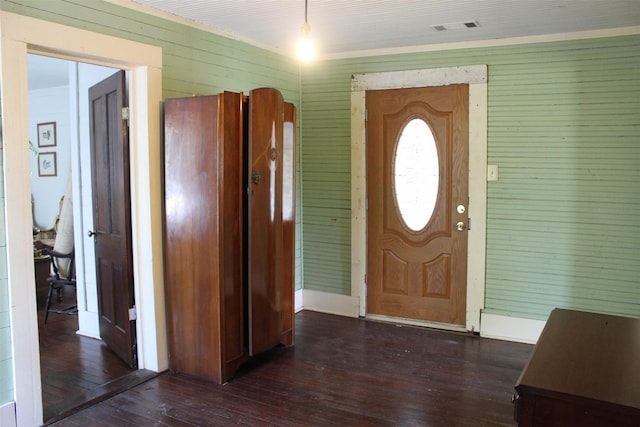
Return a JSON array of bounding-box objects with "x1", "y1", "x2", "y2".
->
[
  {"x1": 365, "y1": 109, "x2": 368, "y2": 127},
  {"x1": 467, "y1": 217, "x2": 472, "y2": 231},
  {"x1": 122, "y1": 107, "x2": 130, "y2": 121},
  {"x1": 128, "y1": 306, "x2": 137, "y2": 321}
]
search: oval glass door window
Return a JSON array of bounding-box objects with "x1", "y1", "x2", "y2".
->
[{"x1": 393, "y1": 118, "x2": 439, "y2": 231}]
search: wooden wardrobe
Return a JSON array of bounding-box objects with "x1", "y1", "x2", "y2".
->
[{"x1": 163, "y1": 88, "x2": 296, "y2": 383}]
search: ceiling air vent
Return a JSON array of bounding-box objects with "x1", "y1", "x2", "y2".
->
[{"x1": 431, "y1": 21, "x2": 480, "y2": 31}]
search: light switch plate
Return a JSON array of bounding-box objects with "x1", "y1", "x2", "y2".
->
[{"x1": 488, "y1": 164, "x2": 499, "y2": 181}]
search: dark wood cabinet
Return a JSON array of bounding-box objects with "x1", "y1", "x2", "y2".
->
[
  {"x1": 163, "y1": 88, "x2": 295, "y2": 383},
  {"x1": 514, "y1": 308, "x2": 640, "y2": 426}
]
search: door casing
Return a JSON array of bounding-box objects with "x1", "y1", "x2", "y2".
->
[
  {"x1": 350, "y1": 65, "x2": 488, "y2": 332},
  {"x1": 1, "y1": 11, "x2": 165, "y2": 426}
]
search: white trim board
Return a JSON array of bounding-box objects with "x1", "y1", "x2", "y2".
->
[
  {"x1": 0, "y1": 402, "x2": 16, "y2": 427},
  {"x1": 0, "y1": 11, "x2": 166, "y2": 426},
  {"x1": 480, "y1": 313, "x2": 545, "y2": 344},
  {"x1": 298, "y1": 290, "x2": 545, "y2": 345},
  {"x1": 350, "y1": 65, "x2": 488, "y2": 333},
  {"x1": 326, "y1": 26, "x2": 640, "y2": 60},
  {"x1": 295, "y1": 289, "x2": 304, "y2": 313},
  {"x1": 301, "y1": 290, "x2": 360, "y2": 318}
]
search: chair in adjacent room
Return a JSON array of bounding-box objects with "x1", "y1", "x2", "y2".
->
[
  {"x1": 34, "y1": 176, "x2": 76, "y2": 323},
  {"x1": 38, "y1": 242, "x2": 77, "y2": 323}
]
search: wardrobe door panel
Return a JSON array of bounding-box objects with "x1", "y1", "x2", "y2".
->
[
  {"x1": 281, "y1": 102, "x2": 296, "y2": 346},
  {"x1": 219, "y1": 91, "x2": 247, "y2": 381},
  {"x1": 164, "y1": 95, "x2": 224, "y2": 380},
  {"x1": 248, "y1": 88, "x2": 284, "y2": 355},
  {"x1": 164, "y1": 93, "x2": 246, "y2": 384}
]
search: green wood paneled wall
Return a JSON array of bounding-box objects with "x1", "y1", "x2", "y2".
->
[
  {"x1": 0, "y1": 0, "x2": 304, "y2": 294},
  {"x1": 0, "y1": 0, "x2": 305, "y2": 403},
  {"x1": 1, "y1": 0, "x2": 300, "y2": 100},
  {"x1": 301, "y1": 35, "x2": 640, "y2": 319}
]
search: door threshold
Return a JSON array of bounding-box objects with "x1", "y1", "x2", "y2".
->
[
  {"x1": 365, "y1": 314, "x2": 468, "y2": 333},
  {"x1": 43, "y1": 369, "x2": 160, "y2": 425}
]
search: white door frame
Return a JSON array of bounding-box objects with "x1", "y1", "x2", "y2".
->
[
  {"x1": 0, "y1": 12, "x2": 167, "y2": 426},
  {"x1": 350, "y1": 65, "x2": 488, "y2": 332}
]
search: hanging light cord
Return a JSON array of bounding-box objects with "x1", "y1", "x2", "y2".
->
[{"x1": 297, "y1": 0, "x2": 315, "y2": 61}]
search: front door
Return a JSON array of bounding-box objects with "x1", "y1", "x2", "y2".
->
[
  {"x1": 367, "y1": 84, "x2": 469, "y2": 326},
  {"x1": 89, "y1": 70, "x2": 137, "y2": 368}
]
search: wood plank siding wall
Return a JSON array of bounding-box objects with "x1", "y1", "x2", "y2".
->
[
  {"x1": 2, "y1": 11, "x2": 639, "y2": 411},
  {"x1": 301, "y1": 34, "x2": 640, "y2": 319},
  {"x1": 0, "y1": 0, "x2": 304, "y2": 282},
  {"x1": 0, "y1": 0, "x2": 302, "y2": 407}
]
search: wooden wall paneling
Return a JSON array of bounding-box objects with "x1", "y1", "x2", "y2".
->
[
  {"x1": 247, "y1": 88, "x2": 285, "y2": 356},
  {"x1": 301, "y1": 35, "x2": 640, "y2": 320},
  {"x1": 1, "y1": 1, "x2": 300, "y2": 101}
]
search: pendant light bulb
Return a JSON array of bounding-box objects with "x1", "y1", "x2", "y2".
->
[
  {"x1": 297, "y1": 22, "x2": 315, "y2": 62},
  {"x1": 296, "y1": 0, "x2": 315, "y2": 62}
]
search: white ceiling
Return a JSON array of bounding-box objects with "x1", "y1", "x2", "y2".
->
[
  {"x1": 28, "y1": 0, "x2": 640, "y2": 90},
  {"x1": 125, "y1": 0, "x2": 640, "y2": 58}
]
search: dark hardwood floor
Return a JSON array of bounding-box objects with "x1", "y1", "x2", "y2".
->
[
  {"x1": 38, "y1": 284, "x2": 141, "y2": 424},
  {"x1": 49, "y1": 310, "x2": 533, "y2": 426}
]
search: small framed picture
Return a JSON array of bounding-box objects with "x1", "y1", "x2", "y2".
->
[
  {"x1": 37, "y1": 122, "x2": 57, "y2": 148},
  {"x1": 38, "y1": 152, "x2": 57, "y2": 177}
]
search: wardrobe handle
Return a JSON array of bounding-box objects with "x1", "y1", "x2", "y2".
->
[{"x1": 252, "y1": 171, "x2": 261, "y2": 185}]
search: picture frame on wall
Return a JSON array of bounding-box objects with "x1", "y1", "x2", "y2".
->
[
  {"x1": 37, "y1": 121, "x2": 57, "y2": 147},
  {"x1": 38, "y1": 152, "x2": 57, "y2": 177}
]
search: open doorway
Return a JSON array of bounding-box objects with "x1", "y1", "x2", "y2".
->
[
  {"x1": 28, "y1": 54, "x2": 138, "y2": 422},
  {"x1": 1, "y1": 12, "x2": 167, "y2": 426}
]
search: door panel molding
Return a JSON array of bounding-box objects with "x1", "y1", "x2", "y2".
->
[{"x1": 350, "y1": 65, "x2": 487, "y2": 332}]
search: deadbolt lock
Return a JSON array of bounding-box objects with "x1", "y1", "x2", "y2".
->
[{"x1": 457, "y1": 204, "x2": 466, "y2": 214}]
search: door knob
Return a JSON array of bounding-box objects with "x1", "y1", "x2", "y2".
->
[
  {"x1": 87, "y1": 230, "x2": 97, "y2": 237},
  {"x1": 456, "y1": 222, "x2": 466, "y2": 232}
]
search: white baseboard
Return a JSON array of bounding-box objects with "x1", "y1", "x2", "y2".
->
[
  {"x1": 299, "y1": 289, "x2": 360, "y2": 318},
  {"x1": 480, "y1": 312, "x2": 545, "y2": 344},
  {"x1": 0, "y1": 401, "x2": 16, "y2": 427},
  {"x1": 295, "y1": 289, "x2": 303, "y2": 313},
  {"x1": 297, "y1": 290, "x2": 544, "y2": 345},
  {"x1": 76, "y1": 310, "x2": 101, "y2": 339}
]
